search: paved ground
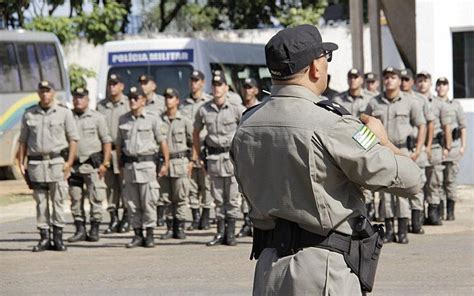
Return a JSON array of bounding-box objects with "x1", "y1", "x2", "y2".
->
[{"x1": 0, "y1": 181, "x2": 473, "y2": 295}]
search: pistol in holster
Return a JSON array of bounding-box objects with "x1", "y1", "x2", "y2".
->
[
  {"x1": 406, "y1": 135, "x2": 416, "y2": 151},
  {"x1": 452, "y1": 127, "x2": 461, "y2": 141}
]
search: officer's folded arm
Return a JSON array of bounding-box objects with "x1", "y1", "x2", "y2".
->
[{"x1": 325, "y1": 118, "x2": 423, "y2": 198}]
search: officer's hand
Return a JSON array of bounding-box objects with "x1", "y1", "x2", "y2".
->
[
  {"x1": 98, "y1": 164, "x2": 107, "y2": 179},
  {"x1": 63, "y1": 163, "x2": 71, "y2": 180},
  {"x1": 360, "y1": 114, "x2": 389, "y2": 146},
  {"x1": 460, "y1": 146, "x2": 465, "y2": 156},
  {"x1": 19, "y1": 163, "x2": 26, "y2": 176},
  {"x1": 410, "y1": 151, "x2": 420, "y2": 161},
  {"x1": 443, "y1": 148, "x2": 449, "y2": 159},
  {"x1": 158, "y1": 164, "x2": 168, "y2": 178}
]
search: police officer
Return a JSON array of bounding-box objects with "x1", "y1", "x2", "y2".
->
[
  {"x1": 18, "y1": 81, "x2": 79, "y2": 252},
  {"x1": 97, "y1": 74, "x2": 130, "y2": 234},
  {"x1": 116, "y1": 87, "x2": 170, "y2": 248},
  {"x1": 192, "y1": 73, "x2": 245, "y2": 246},
  {"x1": 138, "y1": 74, "x2": 166, "y2": 115},
  {"x1": 333, "y1": 69, "x2": 375, "y2": 220},
  {"x1": 364, "y1": 72, "x2": 380, "y2": 96},
  {"x1": 158, "y1": 88, "x2": 193, "y2": 240},
  {"x1": 180, "y1": 70, "x2": 213, "y2": 231},
  {"x1": 67, "y1": 87, "x2": 112, "y2": 243},
  {"x1": 415, "y1": 72, "x2": 451, "y2": 225},
  {"x1": 231, "y1": 25, "x2": 422, "y2": 295},
  {"x1": 365, "y1": 67, "x2": 426, "y2": 244},
  {"x1": 213, "y1": 70, "x2": 242, "y2": 105},
  {"x1": 436, "y1": 77, "x2": 465, "y2": 221}
]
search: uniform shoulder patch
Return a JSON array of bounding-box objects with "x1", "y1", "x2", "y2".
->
[
  {"x1": 315, "y1": 100, "x2": 351, "y2": 116},
  {"x1": 352, "y1": 125, "x2": 378, "y2": 150}
]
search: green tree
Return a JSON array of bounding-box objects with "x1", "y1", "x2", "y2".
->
[
  {"x1": 77, "y1": 2, "x2": 128, "y2": 45},
  {"x1": 175, "y1": 3, "x2": 219, "y2": 32},
  {"x1": 142, "y1": 0, "x2": 187, "y2": 32},
  {"x1": 0, "y1": 0, "x2": 30, "y2": 28},
  {"x1": 68, "y1": 64, "x2": 96, "y2": 91},
  {"x1": 276, "y1": 3, "x2": 327, "y2": 28},
  {"x1": 25, "y1": 16, "x2": 78, "y2": 44}
]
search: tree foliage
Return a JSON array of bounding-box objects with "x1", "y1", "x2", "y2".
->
[
  {"x1": 68, "y1": 64, "x2": 96, "y2": 91},
  {"x1": 0, "y1": 0, "x2": 30, "y2": 27},
  {"x1": 25, "y1": 16, "x2": 78, "y2": 44},
  {"x1": 276, "y1": 3, "x2": 327, "y2": 27}
]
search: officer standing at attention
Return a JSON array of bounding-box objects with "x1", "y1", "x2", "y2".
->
[
  {"x1": 415, "y1": 72, "x2": 451, "y2": 224},
  {"x1": 97, "y1": 74, "x2": 131, "y2": 234},
  {"x1": 158, "y1": 88, "x2": 193, "y2": 240},
  {"x1": 18, "y1": 81, "x2": 79, "y2": 252},
  {"x1": 364, "y1": 72, "x2": 380, "y2": 97},
  {"x1": 138, "y1": 74, "x2": 166, "y2": 115},
  {"x1": 192, "y1": 73, "x2": 245, "y2": 247},
  {"x1": 231, "y1": 25, "x2": 422, "y2": 295},
  {"x1": 116, "y1": 87, "x2": 170, "y2": 248},
  {"x1": 436, "y1": 77, "x2": 465, "y2": 221},
  {"x1": 180, "y1": 70, "x2": 213, "y2": 231},
  {"x1": 67, "y1": 87, "x2": 112, "y2": 243},
  {"x1": 365, "y1": 67, "x2": 426, "y2": 244},
  {"x1": 333, "y1": 69, "x2": 375, "y2": 220}
]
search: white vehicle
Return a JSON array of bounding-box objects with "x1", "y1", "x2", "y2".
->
[{"x1": 97, "y1": 38, "x2": 270, "y2": 103}]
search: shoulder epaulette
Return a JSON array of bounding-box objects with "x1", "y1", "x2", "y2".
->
[
  {"x1": 242, "y1": 104, "x2": 260, "y2": 116},
  {"x1": 315, "y1": 100, "x2": 351, "y2": 116}
]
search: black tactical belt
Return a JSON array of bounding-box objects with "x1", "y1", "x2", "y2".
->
[
  {"x1": 123, "y1": 154, "x2": 156, "y2": 164},
  {"x1": 169, "y1": 150, "x2": 190, "y2": 159},
  {"x1": 207, "y1": 146, "x2": 230, "y2": 155},
  {"x1": 28, "y1": 152, "x2": 62, "y2": 161}
]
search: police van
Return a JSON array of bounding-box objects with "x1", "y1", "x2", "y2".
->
[{"x1": 97, "y1": 38, "x2": 270, "y2": 103}]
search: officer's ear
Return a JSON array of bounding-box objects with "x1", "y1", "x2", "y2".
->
[{"x1": 309, "y1": 59, "x2": 323, "y2": 82}]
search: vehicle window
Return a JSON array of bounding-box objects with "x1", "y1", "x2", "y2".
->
[
  {"x1": 108, "y1": 65, "x2": 193, "y2": 103},
  {"x1": 36, "y1": 43, "x2": 63, "y2": 90},
  {"x1": 17, "y1": 43, "x2": 41, "y2": 92},
  {"x1": 0, "y1": 43, "x2": 21, "y2": 93}
]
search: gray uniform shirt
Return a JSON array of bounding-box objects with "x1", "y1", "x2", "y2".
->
[
  {"x1": 365, "y1": 92, "x2": 426, "y2": 148},
  {"x1": 429, "y1": 97, "x2": 450, "y2": 139},
  {"x1": 332, "y1": 90, "x2": 373, "y2": 117},
  {"x1": 145, "y1": 93, "x2": 165, "y2": 116},
  {"x1": 73, "y1": 109, "x2": 112, "y2": 162},
  {"x1": 231, "y1": 85, "x2": 422, "y2": 236},
  {"x1": 443, "y1": 98, "x2": 466, "y2": 161},
  {"x1": 96, "y1": 94, "x2": 130, "y2": 143},
  {"x1": 161, "y1": 111, "x2": 193, "y2": 177},
  {"x1": 180, "y1": 92, "x2": 212, "y2": 144}
]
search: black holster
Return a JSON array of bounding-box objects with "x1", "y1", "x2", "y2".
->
[
  {"x1": 88, "y1": 152, "x2": 104, "y2": 169},
  {"x1": 452, "y1": 127, "x2": 461, "y2": 141},
  {"x1": 68, "y1": 173, "x2": 84, "y2": 188},
  {"x1": 406, "y1": 135, "x2": 416, "y2": 151},
  {"x1": 434, "y1": 132, "x2": 445, "y2": 147},
  {"x1": 60, "y1": 148, "x2": 69, "y2": 161}
]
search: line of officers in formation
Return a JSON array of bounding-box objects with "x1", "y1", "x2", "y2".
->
[
  {"x1": 19, "y1": 70, "x2": 260, "y2": 252},
  {"x1": 18, "y1": 64, "x2": 466, "y2": 252},
  {"x1": 323, "y1": 67, "x2": 467, "y2": 244}
]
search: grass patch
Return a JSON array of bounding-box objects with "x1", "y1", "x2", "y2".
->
[{"x1": 0, "y1": 193, "x2": 33, "y2": 207}]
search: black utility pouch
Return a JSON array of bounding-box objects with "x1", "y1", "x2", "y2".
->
[{"x1": 358, "y1": 224, "x2": 384, "y2": 292}]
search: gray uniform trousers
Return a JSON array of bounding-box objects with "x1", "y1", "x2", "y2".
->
[
  {"x1": 188, "y1": 167, "x2": 212, "y2": 209},
  {"x1": 69, "y1": 170, "x2": 107, "y2": 222},
  {"x1": 442, "y1": 161, "x2": 459, "y2": 202},
  {"x1": 210, "y1": 176, "x2": 240, "y2": 220},
  {"x1": 34, "y1": 180, "x2": 69, "y2": 229},
  {"x1": 159, "y1": 176, "x2": 189, "y2": 221},
  {"x1": 123, "y1": 180, "x2": 160, "y2": 229},
  {"x1": 104, "y1": 168, "x2": 123, "y2": 211},
  {"x1": 425, "y1": 146, "x2": 444, "y2": 205}
]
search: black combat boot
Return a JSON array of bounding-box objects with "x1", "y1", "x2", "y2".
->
[
  {"x1": 439, "y1": 200, "x2": 445, "y2": 220},
  {"x1": 68, "y1": 220, "x2": 86, "y2": 242},
  {"x1": 174, "y1": 219, "x2": 186, "y2": 239},
  {"x1": 207, "y1": 218, "x2": 225, "y2": 246},
  {"x1": 156, "y1": 206, "x2": 165, "y2": 227},
  {"x1": 446, "y1": 199, "x2": 455, "y2": 221},
  {"x1": 104, "y1": 210, "x2": 119, "y2": 234},
  {"x1": 366, "y1": 201, "x2": 376, "y2": 221},
  {"x1": 160, "y1": 218, "x2": 173, "y2": 240},
  {"x1": 397, "y1": 218, "x2": 409, "y2": 244},
  {"x1": 236, "y1": 213, "x2": 253, "y2": 238},
  {"x1": 32, "y1": 229, "x2": 51, "y2": 252},
  {"x1": 126, "y1": 228, "x2": 144, "y2": 248},
  {"x1": 52, "y1": 226, "x2": 67, "y2": 251},
  {"x1": 118, "y1": 209, "x2": 131, "y2": 233},
  {"x1": 187, "y1": 209, "x2": 201, "y2": 231},
  {"x1": 143, "y1": 227, "x2": 155, "y2": 248},
  {"x1": 87, "y1": 221, "x2": 100, "y2": 242},
  {"x1": 225, "y1": 218, "x2": 237, "y2": 246},
  {"x1": 199, "y1": 208, "x2": 211, "y2": 230},
  {"x1": 411, "y1": 210, "x2": 425, "y2": 234},
  {"x1": 383, "y1": 218, "x2": 396, "y2": 243},
  {"x1": 426, "y1": 204, "x2": 443, "y2": 225}
]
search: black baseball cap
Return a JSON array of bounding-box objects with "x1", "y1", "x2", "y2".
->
[
  {"x1": 265, "y1": 24, "x2": 338, "y2": 79},
  {"x1": 382, "y1": 66, "x2": 401, "y2": 77},
  {"x1": 138, "y1": 74, "x2": 154, "y2": 83},
  {"x1": 108, "y1": 74, "x2": 123, "y2": 84},
  {"x1": 212, "y1": 73, "x2": 227, "y2": 85},
  {"x1": 436, "y1": 77, "x2": 449, "y2": 85},
  {"x1": 38, "y1": 80, "x2": 55, "y2": 90},
  {"x1": 400, "y1": 69, "x2": 414, "y2": 80},
  {"x1": 243, "y1": 78, "x2": 258, "y2": 88},
  {"x1": 127, "y1": 86, "x2": 145, "y2": 99},
  {"x1": 72, "y1": 87, "x2": 89, "y2": 97},
  {"x1": 416, "y1": 71, "x2": 432, "y2": 80},
  {"x1": 347, "y1": 68, "x2": 362, "y2": 77},
  {"x1": 190, "y1": 70, "x2": 205, "y2": 80},
  {"x1": 163, "y1": 87, "x2": 180, "y2": 98},
  {"x1": 364, "y1": 72, "x2": 377, "y2": 82}
]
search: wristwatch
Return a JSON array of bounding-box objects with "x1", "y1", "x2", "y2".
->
[{"x1": 102, "y1": 162, "x2": 111, "y2": 168}]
